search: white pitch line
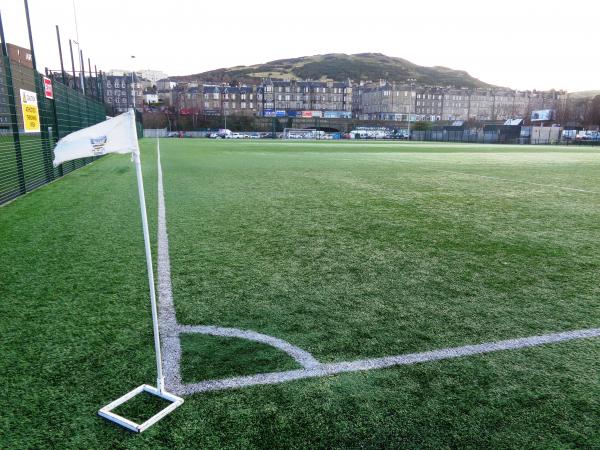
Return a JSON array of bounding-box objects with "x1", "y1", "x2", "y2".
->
[
  {"x1": 156, "y1": 138, "x2": 184, "y2": 392},
  {"x1": 155, "y1": 139, "x2": 321, "y2": 395},
  {"x1": 179, "y1": 328, "x2": 600, "y2": 395},
  {"x1": 155, "y1": 140, "x2": 600, "y2": 396},
  {"x1": 178, "y1": 325, "x2": 321, "y2": 369}
]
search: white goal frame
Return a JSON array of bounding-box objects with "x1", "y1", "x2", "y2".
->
[{"x1": 283, "y1": 128, "x2": 319, "y2": 140}]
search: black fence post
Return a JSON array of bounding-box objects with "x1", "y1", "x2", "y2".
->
[
  {"x1": 35, "y1": 73, "x2": 55, "y2": 183},
  {"x1": 24, "y1": 0, "x2": 54, "y2": 183},
  {"x1": 0, "y1": 10, "x2": 26, "y2": 196},
  {"x1": 56, "y1": 25, "x2": 66, "y2": 85}
]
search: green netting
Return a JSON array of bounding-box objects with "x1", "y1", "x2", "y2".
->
[{"x1": 0, "y1": 55, "x2": 106, "y2": 204}]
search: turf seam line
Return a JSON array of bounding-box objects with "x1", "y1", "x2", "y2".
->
[
  {"x1": 371, "y1": 155, "x2": 600, "y2": 194},
  {"x1": 434, "y1": 169, "x2": 600, "y2": 194}
]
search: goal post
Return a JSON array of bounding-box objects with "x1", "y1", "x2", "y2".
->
[{"x1": 283, "y1": 128, "x2": 319, "y2": 140}]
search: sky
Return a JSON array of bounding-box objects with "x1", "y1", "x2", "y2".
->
[{"x1": 0, "y1": 0, "x2": 598, "y2": 92}]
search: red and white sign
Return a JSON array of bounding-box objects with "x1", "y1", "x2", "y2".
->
[{"x1": 43, "y1": 77, "x2": 53, "y2": 99}]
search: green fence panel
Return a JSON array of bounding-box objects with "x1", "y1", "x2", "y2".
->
[{"x1": 0, "y1": 57, "x2": 106, "y2": 204}]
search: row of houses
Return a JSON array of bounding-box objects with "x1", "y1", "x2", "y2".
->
[
  {"x1": 353, "y1": 82, "x2": 566, "y2": 122},
  {"x1": 84, "y1": 67, "x2": 569, "y2": 123},
  {"x1": 160, "y1": 78, "x2": 566, "y2": 123},
  {"x1": 166, "y1": 79, "x2": 353, "y2": 119}
]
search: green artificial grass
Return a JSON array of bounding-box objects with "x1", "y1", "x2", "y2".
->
[
  {"x1": 180, "y1": 333, "x2": 300, "y2": 382},
  {"x1": 1, "y1": 138, "x2": 599, "y2": 448},
  {"x1": 164, "y1": 140, "x2": 600, "y2": 362},
  {"x1": 112, "y1": 391, "x2": 174, "y2": 426}
]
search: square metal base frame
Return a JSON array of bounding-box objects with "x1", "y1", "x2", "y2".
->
[{"x1": 98, "y1": 384, "x2": 184, "y2": 433}]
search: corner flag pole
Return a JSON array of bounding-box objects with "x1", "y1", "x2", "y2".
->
[
  {"x1": 51, "y1": 107, "x2": 182, "y2": 431},
  {"x1": 98, "y1": 111, "x2": 182, "y2": 433},
  {"x1": 131, "y1": 114, "x2": 164, "y2": 392}
]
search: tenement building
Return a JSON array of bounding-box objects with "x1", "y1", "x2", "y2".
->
[
  {"x1": 166, "y1": 77, "x2": 567, "y2": 123},
  {"x1": 256, "y1": 79, "x2": 352, "y2": 118},
  {"x1": 173, "y1": 84, "x2": 258, "y2": 116},
  {"x1": 353, "y1": 81, "x2": 415, "y2": 121},
  {"x1": 103, "y1": 73, "x2": 147, "y2": 112},
  {"x1": 353, "y1": 81, "x2": 566, "y2": 122}
]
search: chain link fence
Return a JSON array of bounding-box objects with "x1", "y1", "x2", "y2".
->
[{"x1": 0, "y1": 55, "x2": 106, "y2": 205}]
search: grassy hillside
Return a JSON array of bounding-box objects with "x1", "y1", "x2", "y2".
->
[
  {"x1": 171, "y1": 53, "x2": 495, "y2": 88},
  {"x1": 568, "y1": 90, "x2": 600, "y2": 100}
]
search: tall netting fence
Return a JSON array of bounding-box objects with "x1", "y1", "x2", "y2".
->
[{"x1": 0, "y1": 55, "x2": 106, "y2": 204}]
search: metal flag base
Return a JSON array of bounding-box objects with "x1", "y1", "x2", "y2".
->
[{"x1": 98, "y1": 385, "x2": 184, "y2": 433}]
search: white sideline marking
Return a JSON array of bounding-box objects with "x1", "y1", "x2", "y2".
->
[{"x1": 155, "y1": 142, "x2": 600, "y2": 396}]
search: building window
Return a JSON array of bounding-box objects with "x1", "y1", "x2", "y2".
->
[{"x1": 241, "y1": 102, "x2": 246, "y2": 109}]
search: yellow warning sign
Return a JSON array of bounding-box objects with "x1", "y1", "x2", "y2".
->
[{"x1": 20, "y1": 89, "x2": 40, "y2": 133}]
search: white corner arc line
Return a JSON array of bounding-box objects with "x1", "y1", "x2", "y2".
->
[
  {"x1": 178, "y1": 324, "x2": 321, "y2": 369},
  {"x1": 155, "y1": 140, "x2": 600, "y2": 396},
  {"x1": 179, "y1": 327, "x2": 600, "y2": 395}
]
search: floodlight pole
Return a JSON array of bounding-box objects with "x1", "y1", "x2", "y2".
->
[
  {"x1": 130, "y1": 56, "x2": 136, "y2": 112},
  {"x1": 407, "y1": 78, "x2": 416, "y2": 140}
]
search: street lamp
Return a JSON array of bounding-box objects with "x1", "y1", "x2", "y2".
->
[
  {"x1": 130, "y1": 55, "x2": 136, "y2": 112},
  {"x1": 407, "y1": 78, "x2": 416, "y2": 139}
]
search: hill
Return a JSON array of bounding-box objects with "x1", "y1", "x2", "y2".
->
[
  {"x1": 170, "y1": 53, "x2": 496, "y2": 88},
  {"x1": 568, "y1": 90, "x2": 600, "y2": 99}
]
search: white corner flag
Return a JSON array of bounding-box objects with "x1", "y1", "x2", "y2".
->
[
  {"x1": 53, "y1": 110, "x2": 139, "y2": 167},
  {"x1": 52, "y1": 109, "x2": 183, "y2": 432}
]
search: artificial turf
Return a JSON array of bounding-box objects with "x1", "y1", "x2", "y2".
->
[{"x1": 1, "y1": 138, "x2": 599, "y2": 448}]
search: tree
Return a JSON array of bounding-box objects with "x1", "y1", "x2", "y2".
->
[
  {"x1": 273, "y1": 118, "x2": 283, "y2": 133},
  {"x1": 589, "y1": 95, "x2": 600, "y2": 127},
  {"x1": 412, "y1": 121, "x2": 431, "y2": 131}
]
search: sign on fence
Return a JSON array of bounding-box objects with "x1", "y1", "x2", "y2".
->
[
  {"x1": 43, "y1": 77, "x2": 53, "y2": 99},
  {"x1": 20, "y1": 89, "x2": 40, "y2": 133}
]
